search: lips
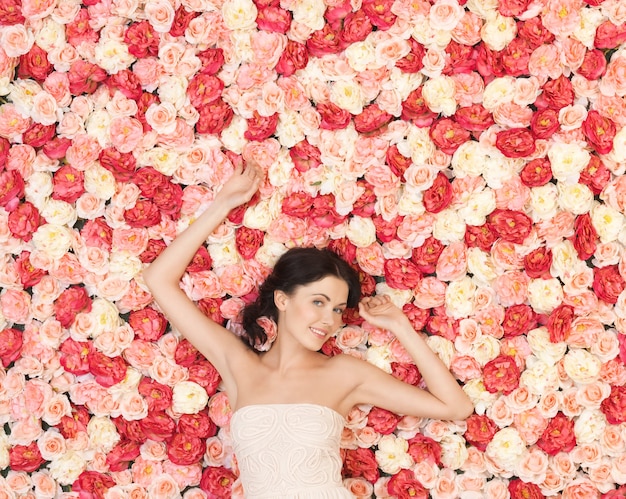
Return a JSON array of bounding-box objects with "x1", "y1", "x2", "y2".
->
[{"x1": 309, "y1": 327, "x2": 328, "y2": 339}]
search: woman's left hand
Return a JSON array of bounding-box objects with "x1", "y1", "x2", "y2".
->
[{"x1": 358, "y1": 295, "x2": 409, "y2": 332}]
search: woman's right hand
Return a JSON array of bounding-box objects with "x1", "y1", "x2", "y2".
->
[{"x1": 216, "y1": 163, "x2": 262, "y2": 209}]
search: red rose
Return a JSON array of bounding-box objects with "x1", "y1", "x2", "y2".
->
[
  {"x1": 72, "y1": 471, "x2": 115, "y2": 499},
  {"x1": 530, "y1": 107, "x2": 560, "y2": 139},
  {"x1": 178, "y1": 409, "x2": 217, "y2": 438},
  {"x1": 140, "y1": 238, "x2": 167, "y2": 264},
  {"x1": 578, "y1": 49, "x2": 607, "y2": 80},
  {"x1": 444, "y1": 40, "x2": 477, "y2": 75},
  {"x1": 66, "y1": 8, "x2": 99, "y2": 47},
  {"x1": 328, "y1": 239, "x2": 357, "y2": 266},
  {"x1": 391, "y1": 362, "x2": 421, "y2": 385},
  {"x1": 537, "y1": 412, "x2": 576, "y2": 455},
  {"x1": 59, "y1": 338, "x2": 92, "y2": 375},
  {"x1": 354, "y1": 104, "x2": 393, "y2": 134},
  {"x1": 401, "y1": 87, "x2": 437, "y2": 127},
  {"x1": 546, "y1": 304, "x2": 575, "y2": 343},
  {"x1": 407, "y1": 434, "x2": 442, "y2": 465},
  {"x1": 352, "y1": 180, "x2": 376, "y2": 217},
  {"x1": 367, "y1": 407, "x2": 401, "y2": 434},
  {"x1": 583, "y1": 110, "x2": 616, "y2": 155},
  {"x1": 167, "y1": 433, "x2": 205, "y2": 465},
  {"x1": 426, "y1": 310, "x2": 459, "y2": 341},
  {"x1": 105, "y1": 69, "x2": 142, "y2": 101},
  {"x1": 0, "y1": 0, "x2": 24, "y2": 25},
  {"x1": 0, "y1": 169, "x2": 24, "y2": 210},
  {"x1": 600, "y1": 385, "x2": 626, "y2": 424},
  {"x1": 7, "y1": 201, "x2": 41, "y2": 242},
  {"x1": 133, "y1": 167, "x2": 166, "y2": 198},
  {"x1": 22, "y1": 122, "x2": 56, "y2": 148},
  {"x1": 572, "y1": 213, "x2": 598, "y2": 261},
  {"x1": 311, "y1": 194, "x2": 345, "y2": 228},
  {"x1": 358, "y1": 270, "x2": 377, "y2": 297},
  {"x1": 402, "y1": 303, "x2": 430, "y2": 331},
  {"x1": 289, "y1": 139, "x2": 321, "y2": 172},
  {"x1": 423, "y1": 172, "x2": 453, "y2": 213},
  {"x1": 396, "y1": 37, "x2": 425, "y2": 73},
  {"x1": 602, "y1": 485, "x2": 626, "y2": 499},
  {"x1": 384, "y1": 259, "x2": 422, "y2": 290},
  {"x1": 454, "y1": 104, "x2": 495, "y2": 132},
  {"x1": 488, "y1": 209, "x2": 532, "y2": 244},
  {"x1": 464, "y1": 414, "x2": 498, "y2": 451},
  {"x1": 257, "y1": 6, "x2": 291, "y2": 33},
  {"x1": 508, "y1": 479, "x2": 544, "y2": 499},
  {"x1": 198, "y1": 48, "x2": 225, "y2": 75},
  {"x1": 100, "y1": 147, "x2": 136, "y2": 182},
  {"x1": 68, "y1": 60, "x2": 107, "y2": 95},
  {"x1": 129, "y1": 307, "x2": 168, "y2": 342},
  {"x1": 124, "y1": 199, "x2": 162, "y2": 228},
  {"x1": 138, "y1": 377, "x2": 172, "y2": 412},
  {"x1": 188, "y1": 74, "x2": 224, "y2": 108},
  {"x1": 362, "y1": 0, "x2": 396, "y2": 30},
  {"x1": 81, "y1": 218, "x2": 113, "y2": 250},
  {"x1": 245, "y1": 111, "x2": 278, "y2": 141},
  {"x1": 14, "y1": 252, "x2": 46, "y2": 288},
  {"x1": 498, "y1": 0, "x2": 531, "y2": 16},
  {"x1": 106, "y1": 440, "x2": 141, "y2": 472},
  {"x1": 135, "y1": 92, "x2": 160, "y2": 132},
  {"x1": 387, "y1": 469, "x2": 428, "y2": 499},
  {"x1": 198, "y1": 297, "x2": 225, "y2": 324},
  {"x1": 465, "y1": 223, "x2": 497, "y2": 251},
  {"x1": 140, "y1": 411, "x2": 176, "y2": 441},
  {"x1": 372, "y1": 214, "x2": 401, "y2": 243},
  {"x1": 594, "y1": 20, "x2": 626, "y2": 49},
  {"x1": 152, "y1": 180, "x2": 183, "y2": 219},
  {"x1": 343, "y1": 448, "x2": 379, "y2": 483},
  {"x1": 321, "y1": 336, "x2": 343, "y2": 356},
  {"x1": 517, "y1": 17, "x2": 554, "y2": 49},
  {"x1": 429, "y1": 119, "x2": 471, "y2": 155},
  {"x1": 502, "y1": 304, "x2": 537, "y2": 337},
  {"x1": 0, "y1": 137, "x2": 9, "y2": 165},
  {"x1": 580, "y1": 155, "x2": 611, "y2": 195},
  {"x1": 18, "y1": 44, "x2": 53, "y2": 81},
  {"x1": 495, "y1": 128, "x2": 536, "y2": 158},
  {"x1": 9, "y1": 442, "x2": 46, "y2": 472},
  {"x1": 520, "y1": 158, "x2": 552, "y2": 187},
  {"x1": 317, "y1": 101, "x2": 351, "y2": 130},
  {"x1": 43, "y1": 136, "x2": 72, "y2": 159},
  {"x1": 306, "y1": 24, "x2": 344, "y2": 57},
  {"x1": 476, "y1": 44, "x2": 506, "y2": 79},
  {"x1": 593, "y1": 265, "x2": 626, "y2": 305},
  {"x1": 169, "y1": 5, "x2": 200, "y2": 37},
  {"x1": 52, "y1": 165, "x2": 85, "y2": 204},
  {"x1": 385, "y1": 144, "x2": 411, "y2": 180},
  {"x1": 235, "y1": 226, "x2": 264, "y2": 260},
  {"x1": 537, "y1": 75, "x2": 574, "y2": 110},
  {"x1": 196, "y1": 99, "x2": 234, "y2": 135},
  {"x1": 279, "y1": 192, "x2": 310, "y2": 217},
  {"x1": 0, "y1": 327, "x2": 23, "y2": 367},
  {"x1": 524, "y1": 246, "x2": 552, "y2": 279},
  {"x1": 54, "y1": 286, "x2": 92, "y2": 328},
  {"x1": 200, "y1": 466, "x2": 238, "y2": 497},
  {"x1": 88, "y1": 350, "x2": 128, "y2": 387},
  {"x1": 186, "y1": 246, "x2": 212, "y2": 273},
  {"x1": 174, "y1": 339, "x2": 202, "y2": 367},
  {"x1": 483, "y1": 354, "x2": 520, "y2": 394},
  {"x1": 124, "y1": 20, "x2": 160, "y2": 58},
  {"x1": 113, "y1": 417, "x2": 147, "y2": 443},
  {"x1": 340, "y1": 9, "x2": 373, "y2": 45},
  {"x1": 188, "y1": 360, "x2": 222, "y2": 395},
  {"x1": 275, "y1": 39, "x2": 308, "y2": 77}
]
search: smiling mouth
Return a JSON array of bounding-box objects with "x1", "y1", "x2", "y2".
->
[{"x1": 309, "y1": 327, "x2": 328, "y2": 338}]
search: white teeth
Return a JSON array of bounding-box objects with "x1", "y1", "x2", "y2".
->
[{"x1": 310, "y1": 328, "x2": 326, "y2": 337}]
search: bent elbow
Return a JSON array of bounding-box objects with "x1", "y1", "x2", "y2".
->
[{"x1": 451, "y1": 398, "x2": 475, "y2": 421}]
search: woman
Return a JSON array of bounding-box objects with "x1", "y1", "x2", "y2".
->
[{"x1": 143, "y1": 163, "x2": 473, "y2": 498}]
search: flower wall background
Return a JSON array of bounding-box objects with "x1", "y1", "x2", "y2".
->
[{"x1": 1, "y1": 0, "x2": 626, "y2": 497}]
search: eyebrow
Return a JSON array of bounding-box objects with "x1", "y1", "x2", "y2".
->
[{"x1": 313, "y1": 293, "x2": 347, "y2": 306}]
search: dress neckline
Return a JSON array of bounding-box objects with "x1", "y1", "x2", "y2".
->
[{"x1": 231, "y1": 402, "x2": 345, "y2": 421}]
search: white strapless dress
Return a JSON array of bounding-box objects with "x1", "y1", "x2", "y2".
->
[{"x1": 230, "y1": 403, "x2": 354, "y2": 498}]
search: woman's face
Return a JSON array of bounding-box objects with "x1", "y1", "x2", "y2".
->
[{"x1": 276, "y1": 275, "x2": 349, "y2": 349}]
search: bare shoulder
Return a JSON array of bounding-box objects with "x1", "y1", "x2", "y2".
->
[{"x1": 325, "y1": 353, "x2": 372, "y2": 388}]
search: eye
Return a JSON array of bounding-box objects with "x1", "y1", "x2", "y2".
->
[
  {"x1": 313, "y1": 300, "x2": 323, "y2": 306},
  {"x1": 333, "y1": 308, "x2": 344, "y2": 315}
]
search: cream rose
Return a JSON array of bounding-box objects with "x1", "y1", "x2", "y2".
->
[
  {"x1": 468, "y1": 335, "x2": 501, "y2": 366},
  {"x1": 445, "y1": 276, "x2": 477, "y2": 319},
  {"x1": 591, "y1": 202, "x2": 625, "y2": 243},
  {"x1": 330, "y1": 80, "x2": 365, "y2": 115},
  {"x1": 84, "y1": 163, "x2": 116, "y2": 201},
  {"x1": 31, "y1": 224, "x2": 73, "y2": 260},
  {"x1": 85, "y1": 109, "x2": 112, "y2": 147},
  {"x1": 559, "y1": 183, "x2": 595, "y2": 215},
  {"x1": 548, "y1": 142, "x2": 590, "y2": 184},
  {"x1": 574, "y1": 409, "x2": 607, "y2": 444},
  {"x1": 526, "y1": 327, "x2": 568, "y2": 365},
  {"x1": 529, "y1": 183, "x2": 559, "y2": 221},
  {"x1": 87, "y1": 298, "x2": 122, "y2": 338},
  {"x1": 482, "y1": 77, "x2": 517, "y2": 110},
  {"x1": 440, "y1": 434, "x2": 470, "y2": 469},
  {"x1": 375, "y1": 434, "x2": 414, "y2": 474},
  {"x1": 345, "y1": 40, "x2": 377, "y2": 72},
  {"x1": 87, "y1": 416, "x2": 120, "y2": 453},
  {"x1": 467, "y1": 247, "x2": 498, "y2": 284},
  {"x1": 481, "y1": 12, "x2": 517, "y2": 51},
  {"x1": 563, "y1": 349, "x2": 602, "y2": 384},
  {"x1": 402, "y1": 125, "x2": 436, "y2": 165},
  {"x1": 346, "y1": 216, "x2": 377, "y2": 248},
  {"x1": 172, "y1": 381, "x2": 209, "y2": 414},
  {"x1": 433, "y1": 209, "x2": 466, "y2": 244},
  {"x1": 458, "y1": 189, "x2": 497, "y2": 226},
  {"x1": 486, "y1": 428, "x2": 527, "y2": 470},
  {"x1": 221, "y1": 0, "x2": 258, "y2": 30},
  {"x1": 25, "y1": 171, "x2": 54, "y2": 208},
  {"x1": 40, "y1": 199, "x2": 77, "y2": 227},
  {"x1": 94, "y1": 39, "x2": 134, "y2": 74},
  {"x1": 48, "y1": 450, "x2": 87, "y2": 485},
  {"x1": 291, "y1": 0, "x2": 325, "y2": 31},
  {"x1": 422, "y1": 75, "x2": 457, "y2": 116},
  {"x1": 527, "y1": 278, "x2": 563, "y2": 314},
  {"x1": 451, "y1": 141, "x2": 490, "y2": 178}
]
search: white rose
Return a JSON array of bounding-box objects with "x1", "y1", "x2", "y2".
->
[
  {"x1": 84, "y1": 163, "x2": 116, "y2": 201},
  {"x1": 468, "y1": 335, "x2": 501, "y2": 366},
  {"x1": 172, "y1": 381, "x2": 209, "y2": 414},
  {"x1": 346, "y1": 216, "x2": 377, "y2": 248},
  {"x1": 375, "y1": 434, "x2": 414, "y2": 474},
  {"x1": 481, "y1": 12, "x2": 517, "y2": 51},
  {"x1": 458, "y1": 189, "x2": 497, "y2": 226},
  {"x1": 445, "y1": 276, "x2": 476, "y2": 319},
  {"x1": 527, "y1": 277, "x2": 563, "y2": 314},
  {"x1": 48, "y1": 450, "x2": 87, "y2": 485},
  {"x1": 422, "y1": 76, "x2": 457, "y2": 116},
  {"x1": 254, "y1": 239, "x2": 287, "y2": 270},
  {"x1": 432, "y1": 209, "x2": 466, "y2": 244},
  {"x1": 574, "y1": 7, "x2": 605, "y2": 48},
  {"x1": 366, "y1": 344, "x2": 393, "y2": 373},
  {"x1": 242, "y1": 198, "x2": 278, "y2": 231},
  {"x1": 412, "y1": 17, "x2": 452, "y2": 49},
  {"x1": 451, "y1": 141, "x2": 488, "y2": 178},
  {"x1": 268, "y1": 150, "x2": 294, "y2": 188},
  {"x1": 467, "y1": 247, "x2": 498, "y2": 284},
  {"x1": 591, "y1": 202, "x2": 625, "y2": 243},
  {"x1": 208, "y1": 240, "x2": 240, "y2": 268},
  {"x1": 34, "y1": 18, "x2": 65, "y2": 52},
  {"x1": 25, "y1": 171, "x2": 53, "y2": 208},
  {"x1": 550, "y1": 240, "x2": 581, "y2": 280},
  {"x1": 402, "y1": 125, "x2": 436, "y2": 165},
  {"x1": 276, "y1": 110, "x2": 305, "y2": 148},
  {"x1": 374, "y1": 282, "x2": 413, "y2": 309},
  {"x1": 463, "y1": 378, "x2": 499, "y2": 415},
  {"x1": 483, "y1": 157, "x2": 520, "y2": 189},
  {"x1": 330, "y1": 80, "x2": 364, "y2": 115},
  {"x1": 482, "y1": 77, "x2": 517, "y2": 110},
  {"x1": 345, "y1": 40, "x2": 377, "y2": 72},
  {"x1": 397, "y1": 186, "x2": 426, "y2": 216},
  {"x1": 563, "y1": 348, "x2": 602, "y2": 384},
  {"x1": 466, "y1": 0, "x2": 499, "y2": 18},
  {"x1": 548, "y1": 142, "x2": 590, "y2": 184},
  {"x1": 88, "y1": 298, "x2": 122, "y2": 338},
  {"x1": 558, "y1": 182, "x2": 594, "y2": 215},
  {"x1": 40, "y1": 199, "x2": 77, "y2": 227},
  {"x1": 520, "y1": 357, "x2": 561, "y2": 394},
  {"x1": 574, "y1": 409, "x2": 606, "y2": 444},
  {"x1": 109, "y1": 251, "x2": 142, "y2": 280},
  {"x1": 486, "y1": 428, "x2": 527, "y2": 470},
  {"x1": 220, "y1": 115, "x2": 248, "y2": 152},
  {"x1": 8, "y1": 79, "x2": 41, "y2": 117},
  {"x1": 87, "y1": 416, "x2": 120, "y2": 453},
  {"x1": 85, "y1": 109, "x2": 112, "y2": 148},
  {"x1": 94, "y1": 38, "x2": 134, "y2": 74},
  {"x1": 427, "y1": 335, "x2": 455, "y2": 368},
  {"x1": 440, "y1": 434, "x2": 469, "y2": 469},
  {"x1": 139, "y1": 147, "x2": 179, "y2": 176},
  {"x1": 158, "y1": 75, "x2": 188, "y2": 110},
  {"x1": 31, "y1": 224, "x2": 73, "y2": 260},
  {"x1": 291, "y1": 0, "x2": 326, "y2": 31},
  {"x1": 526, "y1": 327, "x2": 568, "y2": 365}
]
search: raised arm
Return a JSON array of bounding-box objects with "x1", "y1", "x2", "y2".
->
[
  {"x1": 142, "y1": 164, "x2": 262, "y2": 396},
  {"x1": 346, "y1": 295, "x2": 474, "y2": 421}
]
